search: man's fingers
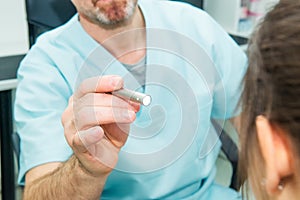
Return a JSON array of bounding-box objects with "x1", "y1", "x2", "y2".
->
[
  {"x1": 74, "y1": 126, "x2": 104, "y2": 153},
  {"x1": 103, "y1": 123, "x2": 130, "y2": 148},
  {"x1": 75, "y1": 75, "x2": 124, "y2": 98},
  {"x1": 75, "y1": 107, "x2": 136, "y2": 130},
  {"x1": 128, "y1": 101, "x2": 140, "y2": 112},
  {"x1": 75, "y1": 93, "x2": 140, "y2": 112}
]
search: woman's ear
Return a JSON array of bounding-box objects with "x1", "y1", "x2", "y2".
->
[{"x1": 256, "y1": 115, "x2": 293, "y2": 196}]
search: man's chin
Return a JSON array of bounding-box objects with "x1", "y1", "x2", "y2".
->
[{"x1": 96, "y1": 18, "x2": 130, "y2": 30}]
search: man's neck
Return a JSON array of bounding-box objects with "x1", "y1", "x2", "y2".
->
[{"x1": 79, "y1": 6, "x2": 146, "y2": 64}]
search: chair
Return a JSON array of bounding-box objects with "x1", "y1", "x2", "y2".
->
[
  {"x1": 25, "y1": 0, "x2": 76, "y2": 46},
  {"x1": 211, "y1": 119, "x2": 239, "y2": 190},
  {"x1": 1, "y1": 2, "x2": 76, "y2": 200},
  {"x1": 1, "y1": 90, "x2": 16, "y2": 200},
  {"x1": 172, "y1": 0, "x2": 204, "y2": 8}
]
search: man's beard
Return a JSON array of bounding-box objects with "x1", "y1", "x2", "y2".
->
[{"x1": 81, "y1": 0, "x2": 137, "y2": 29}]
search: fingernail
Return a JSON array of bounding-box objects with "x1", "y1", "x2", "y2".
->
[
  {"x1": 90, "y1": 126, "x2": 103, "y2": 137},
  {"x1": 111, "y1": 76, "x2": 123, "y2": 89},
  {"x1": 78, "y1": 127, "x2": 103, "y2": 147}
]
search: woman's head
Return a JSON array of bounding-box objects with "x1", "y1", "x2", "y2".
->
[{"x1": 240, "y1": 1, "x2": 300, "y2": 199}]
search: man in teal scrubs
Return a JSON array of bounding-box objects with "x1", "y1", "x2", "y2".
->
[{"x1": 15, "y1": 0, "x2": 247, "y2": 199}]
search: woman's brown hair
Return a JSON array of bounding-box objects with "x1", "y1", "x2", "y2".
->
[{"x1": 239, "y1": 1, "x2": 300, "y2": 199}]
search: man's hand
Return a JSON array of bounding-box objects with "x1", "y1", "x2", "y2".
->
[
  {"x1": 23, "y1": 75, "x2": 140, "y2": 200},
  {"x1": 62, "y1": 75, "x2": 140, "y2": 176}
]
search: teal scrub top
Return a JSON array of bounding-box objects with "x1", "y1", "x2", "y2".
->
[{"x1": 14, "y1": 0, "x2": 247, "y2": 199}]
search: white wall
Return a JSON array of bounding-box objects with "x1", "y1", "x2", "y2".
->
[
  {"x1": 204, "y1": 0, "x2": 241, "y2": 35},
  {"x1": 0, "y1": 0, "x2": 29, "y2": 57},
  {"x1": 204, "y1": 0, "x2": 280, "y2": 38}
]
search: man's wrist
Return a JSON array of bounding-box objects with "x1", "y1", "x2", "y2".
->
[
  {"x1": 70, "y1": 154, "x2": 110, "y2": 179},
  {"x1": 70, "y1": 155, "x2": 94, "y2": 177}
]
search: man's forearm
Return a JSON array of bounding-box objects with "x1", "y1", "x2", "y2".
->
[{"x1": 23, "y1": 155, "x2": 108, "y2": 200}]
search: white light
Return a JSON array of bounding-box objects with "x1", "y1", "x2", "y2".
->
[{"x1": 142, "y1": 95, "x2": 152, "y2": 106}]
